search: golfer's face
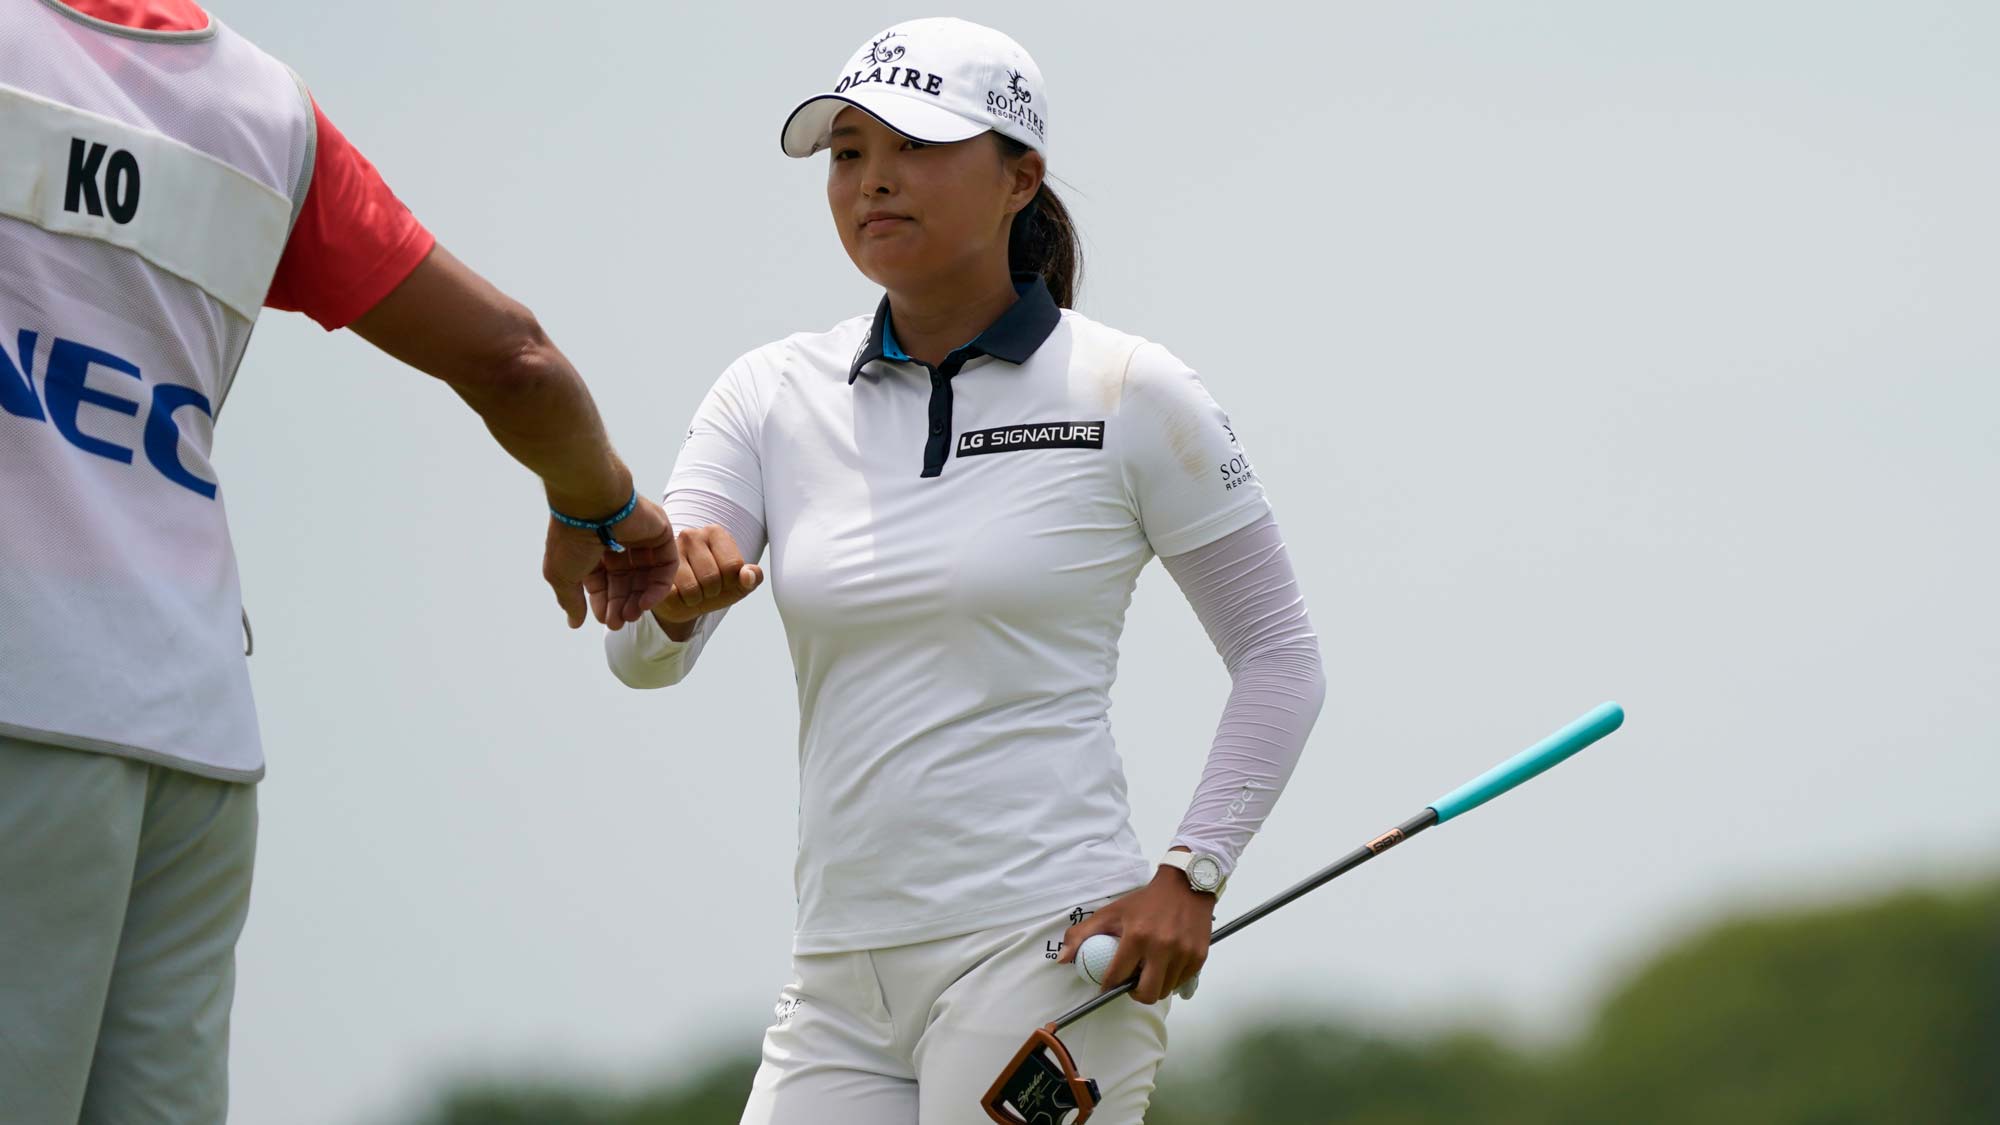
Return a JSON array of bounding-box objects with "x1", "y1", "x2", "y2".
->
[{"x1": 826, "y1": 108, "x2": 1014, "y2": 292}]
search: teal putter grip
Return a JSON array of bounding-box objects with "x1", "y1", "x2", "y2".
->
[{"x1": 1428, "y1": 702, "x2": 1625, "y2": 824}]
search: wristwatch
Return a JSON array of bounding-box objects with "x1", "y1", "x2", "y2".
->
[{"x1": 1159, "y1": 849, "x2": 1226, "y2": 896}]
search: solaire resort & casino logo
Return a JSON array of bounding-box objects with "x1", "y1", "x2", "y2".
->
[{"x1": 988, "y1": 68, "x2": 1045, "y2": 142}]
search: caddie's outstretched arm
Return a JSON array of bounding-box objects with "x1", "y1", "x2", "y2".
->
[{"x1": 350, "y1": 245, "x2": 677, "y2": 629}]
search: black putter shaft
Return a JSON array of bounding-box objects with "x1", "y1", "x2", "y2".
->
[
  {"x1": 1053, "y1": 809, "x2": 1439, "y2": 1031},
  {"x1": 1046, "y1": 701, "x2": 1628, "y2": 1033}
]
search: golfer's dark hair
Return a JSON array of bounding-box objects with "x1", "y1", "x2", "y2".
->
[{"x1": 996, "y1": 135, "x2": 1081, "y2": 309}]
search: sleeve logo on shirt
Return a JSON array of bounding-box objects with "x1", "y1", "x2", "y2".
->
[
  {"x1": 957, "y1": 420, "x2": 1104, "y2": 457},
  {"x1": 1220, "y1": 451, "x2": 1255, "y2": 491},
  {"x1": 1219, "y1": 420, "x2": 1255, "y2": 491}
]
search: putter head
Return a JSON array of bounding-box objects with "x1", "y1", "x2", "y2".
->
[{"x1": 982, "y1": 1023, "x2": 1101, "y2": 1125}]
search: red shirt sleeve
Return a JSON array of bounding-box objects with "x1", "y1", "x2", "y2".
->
[
  {"x1": 264, "y1": 98, "x2": 436, "y2": 331},
  {"x1": 63, "y1": 0, "x2": 210, "y2": 32}
]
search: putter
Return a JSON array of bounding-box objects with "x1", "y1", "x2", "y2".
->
[{"x1": 981, "y1": 701, "x2": 1627, "y2": 1125}]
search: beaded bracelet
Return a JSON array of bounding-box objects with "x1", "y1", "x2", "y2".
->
[{"x1": 550, "y1": 489, "x2": 640, "y2": 553}]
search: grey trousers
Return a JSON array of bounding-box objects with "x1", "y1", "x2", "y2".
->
[{"x1": 0, "y1": 734, "x2": 256, "y2": 1124}]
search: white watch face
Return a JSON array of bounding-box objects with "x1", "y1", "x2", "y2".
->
[{"x1": 1188, "y1": 855, "x2": 1222, "y2": 891}]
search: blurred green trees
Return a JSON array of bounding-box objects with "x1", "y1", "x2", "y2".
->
[
  {"x1": 1552, "y1": 882, "x2": 2000, "y2": 1125},
  {"x1": 403, "y1": 879, "x2": 1999, "y2": 1124},
  {"x1": 407, "y1": 1059, "x2": 758, "y2": 1125}
]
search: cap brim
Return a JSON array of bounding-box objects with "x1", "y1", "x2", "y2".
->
[{"x1": 781, "y1": 87, "x2": 990, "y2": 158}]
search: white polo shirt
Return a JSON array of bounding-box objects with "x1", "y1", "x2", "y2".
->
[{"x1": 614, "y1": 278, "x2": 1271, "y2": 953}]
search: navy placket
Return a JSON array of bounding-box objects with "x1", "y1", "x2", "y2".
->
[
  {"x1": 847, "y1": 274, "x2": 1064, "y2": 480},
  {"x1": 920, "y1": 347, "x2": 981, "y2": 478}
]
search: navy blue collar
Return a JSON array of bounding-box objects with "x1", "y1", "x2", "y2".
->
[{"x1": 848, "y1": 274, "x2": 1062, "y2": 384}]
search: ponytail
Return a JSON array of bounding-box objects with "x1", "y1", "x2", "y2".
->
[{"x1": 997, "y1": 136, "x2": 1081, "y2": 308}]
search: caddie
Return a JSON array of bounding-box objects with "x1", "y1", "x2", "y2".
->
[{"x1": 0, "y1": 2, "x2": 676, "y2": 1119}]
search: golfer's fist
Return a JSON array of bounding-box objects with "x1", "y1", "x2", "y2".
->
[{"x1": 652, "y1": 524, "x2": 762, "y2": 634}]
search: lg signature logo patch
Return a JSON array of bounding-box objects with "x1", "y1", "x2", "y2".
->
[{"x1": 958, "y1": 420, "x2": 1103, "y2": 458}]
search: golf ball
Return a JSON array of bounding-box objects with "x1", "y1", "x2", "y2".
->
[
  {"x1": 1076, "y1": 933, "x2": 1119, "y2": 985},
  {"x1": 1073, "y1": 933, "x2": 1202, "y2": 999}
]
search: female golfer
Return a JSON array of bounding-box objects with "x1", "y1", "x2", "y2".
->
[{"x1": 608, "y1": 18, "x2": 1325, "y2": 1123}]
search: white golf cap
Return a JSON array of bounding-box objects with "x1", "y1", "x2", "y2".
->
[{"x1": 781, "y1": 17, "x2": 1048, "y2": 159}]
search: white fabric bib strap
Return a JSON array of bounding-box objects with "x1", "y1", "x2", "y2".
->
[{"x1": 0, "y1": 83, "x2": 291, "y2": 320}]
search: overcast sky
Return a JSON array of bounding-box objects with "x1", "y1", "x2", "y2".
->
[{"x1": 195, "y1": 2, "x2": 1997, "y2": 1122}]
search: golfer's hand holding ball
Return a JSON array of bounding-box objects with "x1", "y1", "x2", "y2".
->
[
  {"x1": 650, "y1": 524, "x2": 763, "y2": 641},
  {"x1": 1057, "y1": 851, "x2": 1213, "y2": 1004}
]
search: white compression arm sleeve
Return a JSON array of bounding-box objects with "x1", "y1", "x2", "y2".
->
[
  {"x1": 604, "y1": 489, "x2": 767, "y2": 689},
  {"x1": 1159, "y1": 511, "x2": 1326, "y2": 879}
]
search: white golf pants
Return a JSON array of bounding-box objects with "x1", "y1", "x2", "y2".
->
[{"x1": 739, "y1": 890, "x2": 1171, "y2": 1124}]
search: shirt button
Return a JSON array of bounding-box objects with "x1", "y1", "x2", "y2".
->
[{"x1": 931, "y1": 423, "x2": 944, "y2": 435}]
